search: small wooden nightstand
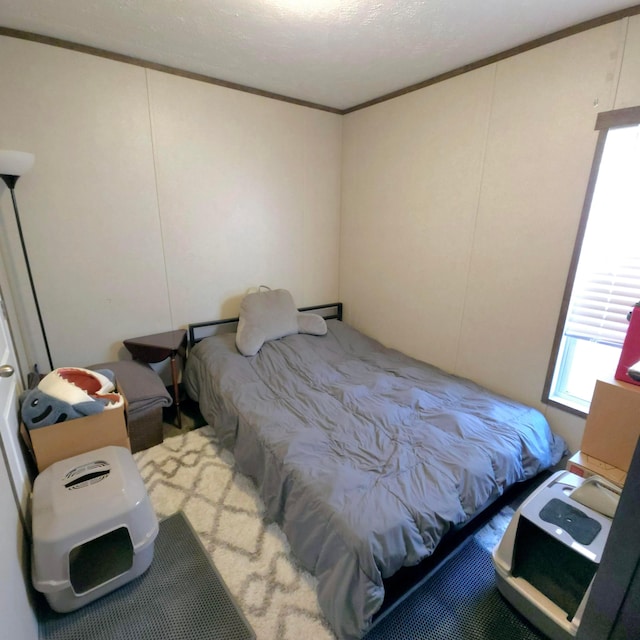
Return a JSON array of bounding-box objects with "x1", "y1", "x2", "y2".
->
[{"x1": 123, "y1": 329, "x2": 187, "y2": 428}]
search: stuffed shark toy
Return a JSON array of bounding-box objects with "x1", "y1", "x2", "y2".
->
[{"x1": 21, "y1": 367, "x2": 124, "y2": 430}]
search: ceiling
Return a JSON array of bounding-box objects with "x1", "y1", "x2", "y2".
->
[{"x1": 1, "y1": 0, "x2": 639, "y2": 111}]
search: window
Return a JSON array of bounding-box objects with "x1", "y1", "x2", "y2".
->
[{"x1": 545, "y1": 107, "x2": 640, "y2": 416}]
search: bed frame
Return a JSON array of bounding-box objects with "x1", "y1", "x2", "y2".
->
[{"x1": 188, "y1": 301, "x2": 343, "y2": 349}]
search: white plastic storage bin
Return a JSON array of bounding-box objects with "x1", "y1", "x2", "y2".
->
[
  {"x1": 492, "y1": 470, "x2": 617, "y2": 640},
  {"x1": 32, "y1": 445, "x2": 159, "y2": 612}
]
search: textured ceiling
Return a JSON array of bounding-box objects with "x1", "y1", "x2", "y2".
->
[{"x1": 1, "y1": 0, "x2": 639, "y2": 110}]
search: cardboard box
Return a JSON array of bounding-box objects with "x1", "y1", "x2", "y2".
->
[
  {"x1": 581, "y1": 376, "x2": 640, "y2": 472},
  {"x1": 566, "y1": 450, "x2": 627, "y2": 488},
  {"x1": 21, "y1": 395, "x2": 130, "y2": 473}
]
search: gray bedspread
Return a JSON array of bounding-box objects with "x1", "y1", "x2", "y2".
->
[{"x1": 184, "y1": 320, "x2": 565, "y2": 639}]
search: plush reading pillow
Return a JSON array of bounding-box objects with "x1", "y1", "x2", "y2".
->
[{"x1": 236, "y1": 288, "x2": 327, "y2": 356}]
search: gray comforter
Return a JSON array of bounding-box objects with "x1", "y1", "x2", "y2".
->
[{"x1": 184, "y1": 320, "x2": 565, "y2": 639}]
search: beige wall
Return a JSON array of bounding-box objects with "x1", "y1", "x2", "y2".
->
[
  {"x1": 147, "y1": 71, "x2": 342, "y2": 330},
  {"x1": 341, "y1": 17, "x2": 640, "y2": 452},
  {"x1": 1, "y1": 17, "x2": 640, "y2": 451},
  {"x1": 0, "y1": 36, "x2": 342, "y2": 370}
]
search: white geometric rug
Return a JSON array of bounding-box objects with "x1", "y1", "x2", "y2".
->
[
  {"x1": 134, "y1": 426, "x2": 515, "y2": 640},
  {"x1": 134, "y1": 426, "x2": 336, "y2": 640}
]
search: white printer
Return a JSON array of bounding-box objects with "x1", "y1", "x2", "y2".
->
[{"x1": 492, "y1": 470, "x2": 621, "y2": 640}]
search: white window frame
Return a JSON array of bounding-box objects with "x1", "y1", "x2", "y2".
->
[{"x1": 544, "y1": 106, "x2": 640, "y2": 417}]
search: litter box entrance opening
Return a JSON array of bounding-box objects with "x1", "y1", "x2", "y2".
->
[
  {"x1": 512, "y1": 516, "x2": 597, "y2": 620},
  {"x1": 69, "y1": 527, "x2": 134, "y2": 594}
]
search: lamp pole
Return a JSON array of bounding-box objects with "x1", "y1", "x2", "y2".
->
[{"x1": 0, "y1": 150, "x2": 54, "y2": 372}]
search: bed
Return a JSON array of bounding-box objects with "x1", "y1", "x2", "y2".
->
[{"x1": 184, "y1": 301, "x2": 565, "y2": 639}]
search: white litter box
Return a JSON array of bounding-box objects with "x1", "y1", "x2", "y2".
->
[
  {"x1": 32, "y1": 445, "x2": 159, "y2": 612},
  {"x1": 492, "y1": 470, "x2": 619, "y2": 640}
]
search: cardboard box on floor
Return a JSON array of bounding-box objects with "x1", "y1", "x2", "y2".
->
[
  {"x1": 581, "y1": 375, "x2": 640, "y2": 473},
  {"x1": 21, "y1": 392, "x2": 130, "y2": 473}
]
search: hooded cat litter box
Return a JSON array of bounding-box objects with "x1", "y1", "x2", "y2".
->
[
  {"x1": 32, "y1": 445, "x2": 158, "y2": 612},
  {"x1": 492, "y1": 470, "x2": 618, "y2": 640}
]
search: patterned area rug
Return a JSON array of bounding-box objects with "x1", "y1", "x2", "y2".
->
[
  {"x1": 134, "y1": 426, "x2": 518, "y2": 640},
  {"x1": 134, "y1": 426, "x2": 335, "y2": 640}
]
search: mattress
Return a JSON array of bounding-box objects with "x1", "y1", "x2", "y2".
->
[{"x1": 184, "y1": 319, "x2": 565, "y2": 639}]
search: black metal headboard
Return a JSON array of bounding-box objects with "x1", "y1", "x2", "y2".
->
[{"x1": 188, "y1": 302, "x2": 343, "y2": 347}]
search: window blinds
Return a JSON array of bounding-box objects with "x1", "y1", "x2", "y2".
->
[
  {"x1": 565, "y1": 258, "x2": 640, "y2": 347},
  {"x1": 563, "y1": 123, "x2": 640, "y2": 349}
]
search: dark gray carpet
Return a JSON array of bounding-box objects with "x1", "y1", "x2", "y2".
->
[
  {"x1": 364, "y1": 538, "x2": 547, "y2": 640},
  {"x1": 38, "y1": 511, "x2": 255, "y2": 640}
]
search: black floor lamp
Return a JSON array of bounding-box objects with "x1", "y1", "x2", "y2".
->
[{"x1": 0, "y1": 149, "x2": 54, "y2": 372}]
